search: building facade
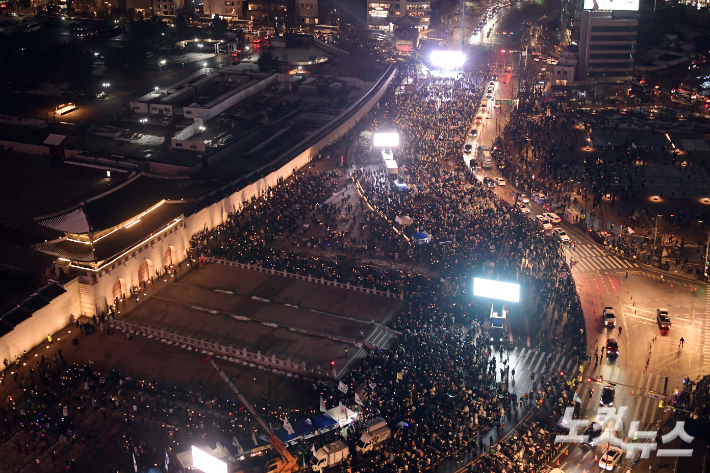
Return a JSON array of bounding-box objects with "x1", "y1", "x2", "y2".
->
[
  {"x1": 578, "y1": 10, "x2": 638, "y2": 82},
  {"x1": 296, "y1": 0, "x2": 318, "y2": 25},
  {"x1": 553, "y1": 44, "x2": 579, "y2": 85},
  {"x1": 367, "y1": 0, "x2": 430, "y2": 31}
]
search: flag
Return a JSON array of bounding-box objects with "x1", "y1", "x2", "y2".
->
[
  {"x1": 165, "y1": 449, "x2": 170, "y2": 471},
  {"x1": 573, "y1": 392, "x2": 582, "y2": 403},
  {"x1": 233, "y1": 437, "x2": 243, "y2": 454},
  {"x1": 354, "y1": 392, "x2": 363, "y2": 406},
  {"x1": 338, "y1": 401, "x2": 346, "y2": 416},
  {"x1": 133, "y1": 453, "x2": 138, "y2": 473},
  {"x1": 338, "y1": 381, "x2": 348, "y2": 394},
  {"x1": 283, "y1": 418, "x2": 295, "y2": 436},
  {"x1": 319, "y1": 396, "x2": 326, "y2": 413},
  {"x1": 252, "y1": 430, "x2": 258, "y2": 446},
  {"x1": 311, "y1": 444, "x2": 317, "y2": 456}
]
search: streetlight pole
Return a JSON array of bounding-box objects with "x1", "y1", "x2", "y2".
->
[{"x1": 652, "y1": 214, "x2": 662, "y2": 266}]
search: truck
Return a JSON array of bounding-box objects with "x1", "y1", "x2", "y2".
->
[
  {"x1": 356, "y1": 418, "x2": 391, "y2": 453},
  {"x1": 489, "y1": 305, "x2": 508, "y2": 344},
  {"x1": 310, "y1": 440, "x2": 349, "y2": 472}
]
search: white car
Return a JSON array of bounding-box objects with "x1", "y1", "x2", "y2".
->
[
  {"x1": 536, "y1": 215, "x2": 553, "y2": 230},
  {"x1": 554, "y1": 228, "x2": 570, "y2": 243},
  {"x1": 543, "y1": 212, "x2": 561, "y2": 224},
  {"x1": 599, "y1": 447, "x2": 624, "y2": 470},
  {"x1": 493, "y1": 177, "x2": 506, "y2": 186},
  {"x1": 516, "y1": 202, "x2": 530, "y2": 214},
  {"x1": 517, "y1": 194, "x2": 530, "y2": 204}
]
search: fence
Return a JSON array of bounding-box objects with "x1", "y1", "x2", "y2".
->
[
  {"x1": 108, "y1": 319, "x2": 331, "y2": 379},
  {"x1": 205, "y1": 257, "x2": 404, "y2": 300}
]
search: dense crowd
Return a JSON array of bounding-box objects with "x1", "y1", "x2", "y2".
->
[{"x1": 186, "y1": 69, "x2": 589, "y2": 473}]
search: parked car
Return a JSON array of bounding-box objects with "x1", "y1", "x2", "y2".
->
[
  {"x1": 536, "y1": 215, "x2": 553, "y2": 231},
  {"x1": 600, "y1": 384, "x2": 615, "y2": 407},
  {"x1": 543, "y1": 212, "x2": 561, "y2": 224},
  {"x1": 483, "y1": 177, "x2": 496, "y2": 187},
  {"x1": 603, "y1": 307, "x2": 616, "y2": 328},
  {"x1": 657, "y1": 308, "x2": 671, "y2": 329},
  {"x1": 606, "y1": 337, "x2": 619, "y2": 357},
  {"x1": 516, "y1": 202, "x2": 530, "y2": 214},
  {"x1": 493, "y1": 177, "x2": 506, "y2": 186},
  {"x1": 554, "y1": 228, "x2": 570, "y2": 243},
  {"x1": 599, "y1": 446, "x2": 624, "y2": 470},
  {"x1": 517, "y1": 193, "x2": 530, "y2": 204}
]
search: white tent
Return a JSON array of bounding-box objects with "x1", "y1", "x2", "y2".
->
[{"x1": 326, "y1": 406, "x2": 358, "y2": 427}]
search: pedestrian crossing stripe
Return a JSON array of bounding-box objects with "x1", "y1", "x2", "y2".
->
[
  {"x1": 503, "y1": 347, "x2": 668, "y2": 427},
  {"x1": 571, "y1": 245, "x2": 639, "y2": 271}
]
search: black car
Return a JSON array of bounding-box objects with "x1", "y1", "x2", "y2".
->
[
  {"x1": 483, "y1": 177, "x2": 496, "y2": 187},
  {"x1": 600, "y1": 384, "x2": 615, "y2": 406},
  {"x1": 469, "y1": 129, "x2": 478, "y2": 137},
  {"x1": 464, "y1": 144, "x2": 473, "y2": 153},
  {"x1": 606, "y1": 338, "x2": 619, "y2": 357}
]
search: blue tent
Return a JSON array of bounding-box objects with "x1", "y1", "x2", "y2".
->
[{"x1": 412, "y1": 232, "x2": 430, "y2": 245}]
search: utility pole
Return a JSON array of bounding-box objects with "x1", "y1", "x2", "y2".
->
[
  {"x1": 704, "y1": 229, "x2": 710, "y2": 278},
  {"x1": 652, "y1": 215, "x2": 662, "y2": 266}
]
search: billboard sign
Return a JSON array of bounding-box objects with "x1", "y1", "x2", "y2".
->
[
  {"x1": 583, "y1": 0, "x2": 639, "y2": 11},
  {"x1": 192, "y1": 446, "x2": 228, "y2": 473},
  {"x1": 373, "y1": 133, "x2": 400, "y2": 147},
  {"x1": 430, "y1": 51, "x2": 466, "y2": 70},
  {"x1": 473, "y1": 278, "x2": 520, "y2": 303}
]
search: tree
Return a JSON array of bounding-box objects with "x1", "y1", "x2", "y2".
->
[
  {"x1": 211, "y1": 15, "x2": 228, "y2": 30},
  {"x1": 257, "y1": 50, "x2": 282, "y2": 72}
]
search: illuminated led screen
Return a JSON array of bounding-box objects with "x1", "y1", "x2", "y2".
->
[
  {"x1": 430, "y1": 51, "x2": 466, "y2": 69},
  {"x1": 583, "y1": 0, "x2": 639, "y2": 11},
  {"x1": 373, "y1": 133, "x2": 400, "y2": 147},
  {"x1": 192, "y1": 446, "x2": 227, "y2": 473},
  {"x1": 473, "y1": 278, "x2": 520, "y2": 302}
]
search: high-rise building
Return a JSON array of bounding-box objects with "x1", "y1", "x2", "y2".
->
[
  {"x1": 367, "y1": 0, "x2": 430, "y2": 31},
  {"x1": 578, "y1": 10, "x2": 638, "y2": 81}
]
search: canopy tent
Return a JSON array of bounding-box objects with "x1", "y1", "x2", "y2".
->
[
  {"x1": 396, "y1": 215, "x2": 413, "y2": 226},
  {"x1": 412, "y1": 231, "x2": 430, "y2": 245}
]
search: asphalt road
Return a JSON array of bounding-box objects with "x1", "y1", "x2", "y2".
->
[{"x1": 445, "y1": 4, "x2": 710, "y2": 471}]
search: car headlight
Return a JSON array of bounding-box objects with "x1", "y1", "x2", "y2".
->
[{"x1": 608, "y1": 402, "x2": 613, "y2": 406}]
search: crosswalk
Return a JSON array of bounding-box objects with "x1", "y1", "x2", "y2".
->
[
  {"x1": 501, "y1": 347, "x2": 666, "y2": 428},
  {"x1": 571, "y1": 245, "x2": 639, "y2": 272}
]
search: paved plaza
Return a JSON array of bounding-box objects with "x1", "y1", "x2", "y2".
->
[{"x1": 121, "y1": 264, "x2": 402, "y2": 371}]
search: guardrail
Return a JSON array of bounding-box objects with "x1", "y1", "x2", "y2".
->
[
  {"x1": 108, "y1": 319, "x2": 332, "y2": 379},
  {"x1": 205, "y1": 257, "x2": 404, "y2": 300}
]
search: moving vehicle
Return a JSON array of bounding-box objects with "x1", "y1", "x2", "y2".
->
[
  {"x1": 606, "y1": 338, "x2": 619, "y2": 357},
  {"x1": 464, "y1": 144, "x2": 473, "y2": 153},
  {"x1": 536, "y1": 215, "x2": 553, "y2": 231},
  {"x1": 476, "y1": 115, "x2": 483, "y2": 124},
  {"x1": 657, "y1": 308, "x2": 671, "y2": 329},
  {"x1": 554, "y1": 228, "x2": 570, "y2": 243},
  {"x1": 210, "y1": 361, "x2": 299, "y2": 473},
  {"x1": 469, "y1": 129, "x2": 478, "y2": 137},
  {"x1": 599, "y1": 446, "x2": 624, "y2": 470},
  {"x1": 603, "y1": 307, "x2": 616, "y2": 328},
  {"x1": 356, "y1": 418, "x2": 391, "y2": 453},
  {"x1": 516, "y1": 202, "x2": 530, "y2": 214},
  {"x1": 493, "y1": 177, "x2": 506, "y2": 186},
  {"x1": 517, "y1": 193, "x2": 530, "y2": 204},
  {"x1": 600, "y1": 384, "x2": 615, "y2": 407},
  {"x1": 311, "y1": 440, "x2": 349, "y2": 472},
  {"x1": 482, "y1": 159, "x2": 494, "y2": 169},
  {"x1": 543, "y1": 212, "x2": 561, "y2": 224},
  {"x1": 489, "y1": 306, "x2": 508, "y2": 343},
  {"x1": 483, "y1": 177, "x2": 496, "y2": 187}
]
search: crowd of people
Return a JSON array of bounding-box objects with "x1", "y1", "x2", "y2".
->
[{"x1": 185, "y1": 68, "x2": 589, "y2": 473}]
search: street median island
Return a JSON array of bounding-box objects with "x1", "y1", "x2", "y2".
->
[{"x1": 119, "y1": 263, "x2": 401, "y2": 374}]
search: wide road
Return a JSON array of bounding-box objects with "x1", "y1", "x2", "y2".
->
[{"x1": 446, "y1": 5, "x2": 709, "y2": 473}]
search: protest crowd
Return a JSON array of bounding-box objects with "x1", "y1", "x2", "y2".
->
[{"x1": 186, "y1": 69, "x2": 589, "y2": 473}]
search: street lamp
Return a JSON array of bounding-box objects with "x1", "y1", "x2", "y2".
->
[
  {"x1": 652, "y1": 214, "x2": 663, "y2": 266},
  {"x1": 159, "y1": 59, "x2": 166, "y2": 74},
  {"x1": 199, "y1": 126, "x2": 205, "y2": 136}
]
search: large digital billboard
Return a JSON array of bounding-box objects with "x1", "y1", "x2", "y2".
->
[
  {"x1": 192, "y1": 446, "x2": 228, "y2": 473},
  {"x1": 583, "y1": 0, "x2": 639, "y2": 11},
  {"x1": 373, "y1": 133, "x2": 400, "y2": 147},
  {"x1": 430, "y1": 51, "x2": 466, "y2": 70},
  {"x1": 473, "y1": 278, "x2": 520, "y2": 303}
]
